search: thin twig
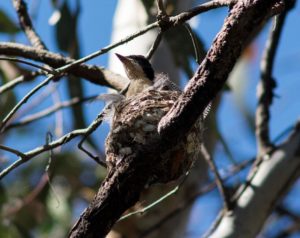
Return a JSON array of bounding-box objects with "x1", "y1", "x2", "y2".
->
[
  {"x1": 200, "y1": 144, "x2": 232, "y2": 211},
  {"x1": 146, "y1": 30, "x2": 163, "y2": 60},
  {"x1": 256, "y1": 12, "x2": 287, "y2": 157},
  {"x1": 183, "y1": 23, "x2": 201, "y2": 64},
  {"x1": 274, "y1": 205, "x2": 300, "y2": 238},
  {"x1": 56, "y1": 22, "x2": 159, "y2": 74},
  {"x1": 25, "y1": 128, "x2": 86, "y2": 158},
  {"x1": 0, "y1": 57, "x2": 55, "y2": 74},
  {"x1": 12, "y1": 0, "x2": 48, "y2": 50},
  {"x1": 45, "y1": 132, "x2": 60, "y2": 207},
  {"x1": 14, "y1": 84, "x2": 57, "y2": 121},
  {"x1": 120, "y1": 171, "x2": 190, "y2": 221},
  {"x1": 156, "y1": 0, "x2": 166, "y2": 16},
  {"x1": 217, "y1": 130, "x2": 238, "y2": 165},
  {"x1": 0, "y1": 144, "x2": 27, "y2": 158},
  {"x1": 0, "y1": 128, "x2": 85, "y2": 179},
  {"x1": 276, "y1": 205, "x2": 300, "y2": 222},
  {"x1": 0, "y1": 75, "x2": 57, "y2": 132},
  {"x1": 0, "y1": 71, "x2": 44, "y2": 95},
  {"x1": 120, "y1": 185, "x2": 180, "y2": 221},
  {"x1": 155, "y1": 0, "x2": 169, "y2": 33},
  {"x1": 140, "y1": 158, "x2": 253, "y2": 237},
  {"x1": 168, "y1": 0, "x2": 234, "y2": 26},
  {"x1": 77, "y1": 107, "x2": 108, "y2": 168},
  {"x1": 0, "y1": 107, "x2": 109, "y2": 179},
  {"x1": 1, "y1": 0, "x2": 230, "y2": 92},
  {"x1": 5, "y1": 95, "x2": 99, "y2": 131}
]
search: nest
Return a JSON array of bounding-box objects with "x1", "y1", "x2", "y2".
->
[{"x1": 105, "y1": 89, "x2": 203, "y2": 184}]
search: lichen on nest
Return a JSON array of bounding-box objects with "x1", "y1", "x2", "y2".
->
[{"x1": 105, "y1": 89, "x2": 203, "y2": 184}]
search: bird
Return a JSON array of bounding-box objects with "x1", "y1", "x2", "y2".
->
[
  {"x1": 105, "y1": 53, "x2": 203, "y2": 184},
  {"x1": 115, "y1": 53, "x2": 155, "y2": 97},
  {"x1": 115, "y1": 53, "x2": 180, "y2": 96}
]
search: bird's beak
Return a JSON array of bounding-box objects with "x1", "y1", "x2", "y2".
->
[{"x1": 115, "y1": 53, "x2": 130, "y2": 64}]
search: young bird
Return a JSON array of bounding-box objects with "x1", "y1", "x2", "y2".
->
[
  {"x1": 105, "y1": 54, "x2": 205, "y2": 184},
  {"x1": 116, "y1": 53, "x2": 181, "y2": 96},
  {"x1": 116, "y1": 54, "x2": 155, "y2": 97},
  {"x1": 101, "y1": 54, "x2": 176, "y2": 126}
]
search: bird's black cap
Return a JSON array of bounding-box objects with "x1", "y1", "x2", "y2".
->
[
  {"x1": 127, "y1": 55, "x2": 154, "y2": 81},
  {"x1": 116, "y1": 54, "x2": 155, "y2": 81}
]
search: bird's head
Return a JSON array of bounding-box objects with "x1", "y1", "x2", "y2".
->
[{"x1": 116, "y1": 53, "x2": 154, "y2": 81}]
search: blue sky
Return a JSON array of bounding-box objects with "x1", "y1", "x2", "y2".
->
[{"x1": 1, "y1": 1, "x2": 300, "y2": 237}]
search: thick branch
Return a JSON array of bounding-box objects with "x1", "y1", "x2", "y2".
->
[
  {"x1": 158, "y1": 0, "x2": 283, "y2": 138},
  {"x1": 0, "y1": 1, "x2": 232, "y2": 91},
  {"x1": 69, "y1": 154, "x2": 151, "y2": 237},
  {"x1": 69, "y1": 1, "x2": 284, "y2": 237},
  {"x1": 0, "y1": 42, "x2": 127, "y2": 90}
]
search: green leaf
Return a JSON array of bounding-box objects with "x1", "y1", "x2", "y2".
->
[{"x1": 0, "y1": 10, "x2": 20, "y2": 34}]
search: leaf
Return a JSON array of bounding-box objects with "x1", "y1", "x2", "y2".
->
[{"x1": 0, "y1": 10, "x2": 20, "y2": 34}]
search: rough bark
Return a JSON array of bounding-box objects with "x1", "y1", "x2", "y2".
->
[{"x1": 69, "y1": 1, "x2": 284, "y2": 237}]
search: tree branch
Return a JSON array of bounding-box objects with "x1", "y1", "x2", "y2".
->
[
  {"x1": 0, "y1": 70, "x2": 43, "y2": 95},
  {"x1": 141, "y1": 158, "x2": 254, "y2": 238},
  {"x1": 0, "y1": 42, "x2": 127, "y2": 90},
  {"x1": 0, "y1": 104, "x2": 108, "y2": 179},
  {"x1": 4, "y1": 95, "x2": 99, "y2": 131},
  {"x1": 207, "y1": 121, "x2": 300, "y2": 238},
  {"x1": 200, "y1": 144, "x2": 232, "y2": 211},
  {"x1": 68, "y1": 1, "x2": 285, "y2": 237},
  {"x1": 255, "y1": 7, "x2": 291, "y2": 157},
  {"x1": 0, "y1": 56, "x2": 55, "y2": 74},
  {"x1": 146, "y1": 30, "x2": 163, "y2": 60},
  {"x1": 12, "y1": 0, "x2": 48, "y2": 50},
  {"x1": 0, "y1": 75, "x2": 56, "y2": 132},
  {"x1": 1, "y1": 0, "x2": 232, "y2": 92},
  {"x1": 158, "y1": 0, "x2": 284, "y2": 139}
]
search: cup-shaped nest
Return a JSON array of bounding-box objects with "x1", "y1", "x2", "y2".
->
[{"x1": 105, "y1": 89, "x2": 203, "y2": 184}]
